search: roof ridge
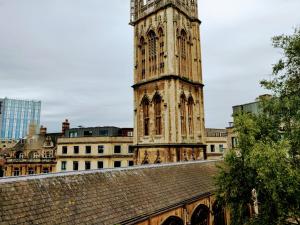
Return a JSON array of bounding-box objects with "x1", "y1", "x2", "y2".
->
[{"x1": 0, "y1": 160, "x2": 221, "y2": 184}]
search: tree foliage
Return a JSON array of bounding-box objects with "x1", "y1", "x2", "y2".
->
[{"x1": 216, "y1": 28, "x2": 300, "y2": 225}]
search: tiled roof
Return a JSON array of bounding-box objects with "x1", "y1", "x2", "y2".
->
[{"x1": 0, "y1": 160, "x2": 220, "y2": 225}]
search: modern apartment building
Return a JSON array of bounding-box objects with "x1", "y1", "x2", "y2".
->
[
  {"x1": 232, "y1": 94, "x2": 272, "y2": 116},
  {"x1": 56, "y1": 127, "x2": 134, "y2": 172},
  {"x1": 0, "y1": 98, "x2": 41, "y2": 141},
  {"x1": 227, "y1": 95, "x2": 272, "y2": 149}
]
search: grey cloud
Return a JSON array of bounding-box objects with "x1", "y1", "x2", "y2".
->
[{"x1": 0, "y1": 0, "x2": 299, "y2": 131}]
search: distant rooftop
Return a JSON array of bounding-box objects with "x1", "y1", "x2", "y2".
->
[
  {"x1": 205, "y1": 128, "x2": 227, "y2": 137},
  {"x1": 232, "y1": 94, "x2": 272, "y2": 116},
  {"x1": 0, "y1": 97, "x2": 41, "y2": 103},
  {"x1": 65, "y1": 126, "x2": 133, "y2": 138}
]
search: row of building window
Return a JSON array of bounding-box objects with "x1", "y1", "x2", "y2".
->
[
  {"x1": 61, "y1": 145, "x2": 134, "y2": 155},
  {"x1": 61, "y1": 160, "x2": 134, "y2": 171},
  {"x1": 15, "y1": 151, "x2": 54, "y2": 159},
  {"x1": 12, "y1": 167, "x2": 50, "y2": 176},
  {"x1": 69, "y1": 130, "x2": 134, "y2": 138},
  {"x1": 210, "y1": 144, "x2": 224, "y2": 153},
  {"x1": 138, "y1": 28, "x2": 193, "y2": 80}
]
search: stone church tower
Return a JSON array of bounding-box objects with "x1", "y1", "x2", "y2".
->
[{"x1": 130, "y1": 0, "x2": 206, "y2": 165}]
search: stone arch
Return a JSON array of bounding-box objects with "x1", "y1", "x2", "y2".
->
[
  {"x1": 191, "y1": 204, "x2": 210, "y2": 225},
  {"x1": 161, "y1": 216, "x2": 184, "y2": 225},
  {"x1": 146, "y1": 25, "x2": 156, "y2": 36},
  {"x1": 156, "y1": 24, "x2": 164, "y2": 35},
  {"x1": 180, "y1": 91, "x2": 187, "y2": 102},
  {"x1": 140, "y1": 94, "x2": 150, "y2": 105},
  {"x1": 180, "y1": 28, "x2": 187, "y2": 37},
  {"x1": 212, "y1": 202, "x2": 226, "y2": 225},
  {"x1": 152, "y1": 91, "x2": 163, "y2": 103}
]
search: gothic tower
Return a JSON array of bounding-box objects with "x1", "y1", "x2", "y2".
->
[{"x1": 130, "y1": 0, "x2": 206, "y2": 165}]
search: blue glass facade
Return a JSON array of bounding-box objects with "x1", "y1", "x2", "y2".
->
[{"x1": 0, "y1": 98, "x2": 41, "y2": 140}]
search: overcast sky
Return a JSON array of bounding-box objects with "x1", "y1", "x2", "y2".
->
[{"x1": 0, "y1": 0, "x2": 299, "y2": 132}]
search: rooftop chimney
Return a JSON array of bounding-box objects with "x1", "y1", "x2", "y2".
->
[
  {"x1": 28, "y1": 122, "x2": 37, "y2": 137},
  {"x1": 40, "y1": 126, "x2": 47, "y2": 136},
  {"x1": 62, "y1": 119, "x2": 70, "y2": 135}
]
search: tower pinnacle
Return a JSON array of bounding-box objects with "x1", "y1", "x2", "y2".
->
[{"x1": 130, "y1": 0, "x2": 199, "y2": 24}]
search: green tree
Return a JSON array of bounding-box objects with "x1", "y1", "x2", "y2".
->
[{"x1": 216, "y1": 28, "x2": 300, "y2": 225}]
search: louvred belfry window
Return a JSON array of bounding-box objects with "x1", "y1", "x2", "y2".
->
[
  {"x1": 180, "y1": 30, "x2": 187, "y2": 77},
  {"x1": 148, "y1": 30, "x2": 157, "y2": 76},
  {"x1": 180, "y1": 94, "x2": 187, "y2": 136},
  {"x1": 154, "y1": 94, "x2": 162, "y2": 135},
  {"x1": 140, "y1": 37, "x2": 146, "y2": 79},
  {"x1": 158, "y1": 28, "x2": 165, "y2": 74},
  {"x1": 142, "y1": 98, "x2": 150, "y2": 136},
  {"x1": 188, "y1": 36, "x2": 192, "y2": 80},
  {"x1": 188, "y1": 97, "x2": 194, "y2": 134}
]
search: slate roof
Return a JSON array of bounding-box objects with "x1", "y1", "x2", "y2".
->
[{"x1": 0, "y1": 160, "x2": 220, "y2": 225}]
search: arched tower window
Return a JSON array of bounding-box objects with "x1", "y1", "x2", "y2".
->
[
  {"x1": 153, "y1": 93, "x2": 162, "y2": 135},
  {"x1": 148, "y1": 30, "x2": 157, "y2": 77},
  {"x1": 180, "y1": 30, "x2": 187, "y2": 77},
  {"x1": 158, "y1": 28, "x2": 165, "y2": 74},
  {"x1": 142, "y1": 97, "x2": 150, "y2": 136},
  {"x1": 188, "y1": 96, "x2": 194, "y2": 135},
  {"x1": 180, "y1": 94, "x2": 187, "y2": 136},
  {"x1": 140, "y1": 37, "x2": 146, "y2": 79}
]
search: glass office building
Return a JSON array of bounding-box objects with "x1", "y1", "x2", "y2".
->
[
  {"x1": 232, "y1": 101, "x2": 260, "y2": 115},
  {"x1": 0, "y1": 98, "x2": 41, "y2": 141}
]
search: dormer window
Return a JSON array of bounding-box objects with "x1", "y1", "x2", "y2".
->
[
  {"x1": 33, "y1": 152, "x2": 39, "y2": 159},
  {"x1": 43, "y1": 151, "x2": 53, "y2": 158}
]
